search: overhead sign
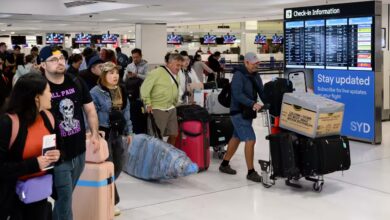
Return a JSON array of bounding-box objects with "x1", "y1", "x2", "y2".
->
[{"x1": 284, "y1": 1, "x2": 375, "y2": 20}]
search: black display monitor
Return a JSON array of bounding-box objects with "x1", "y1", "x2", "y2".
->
[
  {"x1": 271, "y1": 34, "x2": 283, "y2": 44},
  {"x1": 223, "y1": 34, "x2": 236, "y2": 44},
  {"x1": 167, "y1": 34, "x2": 182, "y2": 44},
  {"x1": 101, "y1": 34, "x2": 118, "y2": 44},
  {"x1": 46, "y1": 33, "x2": 64, "y2": 44},
  {"x1": 75, "y1": 33, "x2": 91, "y2": 44},
  {"x1": 254, "y1": 34, "x2": 266, "y2": 44},
  {"x1": 11, "y1": 36, "x2": 26, "y2": 45},
  {"x1": 36, "y1": 36, "x2": 43, "y2": 45},
  {"x1": 203, "y1": 34, "x2": 216, "y2": 44}
]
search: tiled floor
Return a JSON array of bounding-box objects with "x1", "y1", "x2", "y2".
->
[{"x1": 115, "y1": 120, "x2": 390, "y2": 220}]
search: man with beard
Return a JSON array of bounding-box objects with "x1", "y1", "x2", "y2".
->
[{"x1": 39, "y1": 46, "x2": 100, "y2": 220}]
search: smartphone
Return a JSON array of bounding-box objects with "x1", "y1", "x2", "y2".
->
[
  {"x1": 42, "y1": 134, "x2": 56, "y2": 170},
  {"x1": 288, "y1": 71, "x2": 307, "y2": 92}
]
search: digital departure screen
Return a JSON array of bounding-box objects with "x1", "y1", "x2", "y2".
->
[
  {"x1": 304, "y1": 20, "x2": 325, "y2": 69},
  {"x1": 285, "y1": 21, "x2": 305, "y2": 68},
  {"x1": 349, "y1": 17, "x2": 373, "y2": 71},
  {"x1": 284, "y1": 16, "x2": 373, "y2": 70},
  {"x1": 326, "y1": 18, "x2": 348, "y2": 69}
]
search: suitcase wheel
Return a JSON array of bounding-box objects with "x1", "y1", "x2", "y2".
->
[{"x1": 313, "y1": 181, "x2": 324, "y2": 192}]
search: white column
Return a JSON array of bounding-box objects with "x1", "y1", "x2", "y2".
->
[
  {"x1": 240, "y1": 21, "x2": 258, "y2": 55},
  {"x1": 135, "y1": 24, "x2": 167, "y2": 65}
]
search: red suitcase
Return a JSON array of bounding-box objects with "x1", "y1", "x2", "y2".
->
[{"x1": 176, "y1": 120, "x2": 210, "y2": 171}]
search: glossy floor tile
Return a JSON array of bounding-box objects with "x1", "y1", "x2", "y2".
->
[{"x1": 115, "y1": 120, "x2": 390, "y2": 220}]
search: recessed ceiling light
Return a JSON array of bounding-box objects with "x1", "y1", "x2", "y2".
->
[
  {"x1": 10, "y1": 32, "x2": 15, "y2": 34},
  {"x1": 128, "y1": 30, "x2": 132, "y2": 32},
  {"x1": 1, "y1": 29, "x2": 5, "y2": 32}
]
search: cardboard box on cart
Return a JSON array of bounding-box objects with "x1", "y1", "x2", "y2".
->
[{"x1": 279, "y1": 93, "x2": 344, "y2": 138}]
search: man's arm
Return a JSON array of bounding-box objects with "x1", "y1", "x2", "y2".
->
[{"x1": 83, "y1": 102, "x2": 100, "y2": 152}]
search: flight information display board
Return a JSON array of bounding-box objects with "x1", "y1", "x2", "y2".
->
[
  {"x1": 326, "y1": 19, "x2": 348, "y2": 69},
  {"x1": 284, "y1": 16, "x2": 373, "y2": 70},
  {"x1": 285, "y1": 21, "x2": 305, "y2": 68},
  {"x1": 349, "y1": 17, "x2": 373, "y2": 71},
  {"x1": 304, "y1": 20, "x2": 325, "y2": 68}
]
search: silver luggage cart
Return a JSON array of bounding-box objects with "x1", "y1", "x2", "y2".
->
[{"x1": 258, "y1": 105, "x2": 325, "y2": 192}]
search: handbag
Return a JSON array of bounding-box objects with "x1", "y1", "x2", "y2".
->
[
  {"x1": 109, "y1": 109, "x2": 126, "y2": 134},
  {"x1": 15, "y1": 174, "x2": 53, "y2": 204},
  {"x1": 241, "y1": 105, "x2": 257, "y2": 119}
]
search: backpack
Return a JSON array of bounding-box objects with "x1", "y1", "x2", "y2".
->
[
  {"x1": 218, "y1": 82, "x2": 231, "y2": 108},
  {"x1": 262, "y1": 78, "x2": 293, "y2": 117},
  {"x1": 8, "y1": 110, "x2": 55, "y2": 148}
]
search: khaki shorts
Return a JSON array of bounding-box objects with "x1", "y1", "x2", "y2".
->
[{"x1": 148, "y1": 108, "x2": 178, "y2": 137}]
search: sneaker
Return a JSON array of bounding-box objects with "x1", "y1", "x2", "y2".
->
[
  {"x1": 114, "y1": 206, "x2": 121, "y2": 216},
  {"x1": 219, "y1": 165, "x2": 237, "y2": 175},
  {"x1": 247, "y1": 171, "x2": 262, "y2": 183}
]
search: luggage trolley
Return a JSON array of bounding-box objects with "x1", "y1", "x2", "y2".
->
[{"x1": 258, "y1": 105, "x2": 325, "y2": 192}]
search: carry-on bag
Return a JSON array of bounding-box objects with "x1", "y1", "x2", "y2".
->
[
  {"x1": 205, "y1": 89, "x2": 230, "y2": 114},
  {"x1": 297, "y1": 135, "x2": 351, "y2": 176},
  {"x1": 176, "y1": 105, "x2": 210, "y2": 171},
  {"x1": 267, "y1": 132, "x2": 300, "y2": 178},
  {"x1": 73, "y1": 162, "x2": 115, "y2": 220}
]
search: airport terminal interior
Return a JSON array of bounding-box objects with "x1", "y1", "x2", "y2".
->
[{"x1": 1, "y1": 0, "x2": 390, "y2": 219}]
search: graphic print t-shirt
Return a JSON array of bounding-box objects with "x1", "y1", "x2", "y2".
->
[{"x1": 49, "y1": 75, "x2": 92, "y2": 160}]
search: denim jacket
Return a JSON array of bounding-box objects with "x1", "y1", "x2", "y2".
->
[
  {"x1": 230, "y1": 65, "x2": 264, "y2": 115},
  {"x1": 90, "y1": 84, "x2": 133, "y2": 135}
]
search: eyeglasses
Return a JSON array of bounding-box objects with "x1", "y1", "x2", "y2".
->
[{"x1": 46, "y1": 56, "x2": 65, "y2": 63}]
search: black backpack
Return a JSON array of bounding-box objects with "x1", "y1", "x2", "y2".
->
[
  {"x1": 262, "y1": 78, "x2": 293, "y2": 117},
  {"x1": 218, "y1": 81, "x2": 231, "y2": 108},
  {"x1": 125, "y1": 77, "x2": 143, "y2": 101}
]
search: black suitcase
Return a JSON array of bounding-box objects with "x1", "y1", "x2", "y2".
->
[
  {"x1": 298, "y1": 135, "x2": 351, "y2": 176},
  {"x1": 267, "y1": 132, "x2": 300, "y2": 178},
  {"x1": 209, "y1": 114, "x2": 233, "y2": 147},
  {"x1": 262, "y1": 78, "x2": 293, "y2": 117},
  {"x1": 130, "y1": 99, "x2": 147, "y2": 134}
]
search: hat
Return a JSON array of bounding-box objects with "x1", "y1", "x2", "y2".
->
[
  {"x1": 88, "y1": 55, "x2": 104, "y2": 69},
  {"x1": 39, "y1": 46, "x2": 61, "y2": 63},
  {"x1": 244, "y1": 52, "x2": 260, "y2": 64}
]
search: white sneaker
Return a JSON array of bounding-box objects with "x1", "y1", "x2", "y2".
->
[{"x1": 114, "y1": 206, "x2": 121, "y2": 216}]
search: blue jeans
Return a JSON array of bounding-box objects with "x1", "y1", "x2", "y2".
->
[
  {"x1": 53, "y1": 152, "x2": 86, "y2": 220},
  {"x1": 231, "y1": 113, "x2": 256, "y2": 142}
]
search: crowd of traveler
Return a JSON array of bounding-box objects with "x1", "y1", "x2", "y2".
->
[{"x1": 0, "y1": 42, "x2": 265, "y2": 220}]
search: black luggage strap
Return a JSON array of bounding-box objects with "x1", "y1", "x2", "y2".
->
[
  {"x1": 149, "y1": 113, "x2": 162, "y2": 139},
  {"x1": 161, "y1": 66, "x2": 179, "y2": 89}
]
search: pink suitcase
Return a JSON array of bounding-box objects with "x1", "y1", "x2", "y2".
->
[
  {"x1": 85, "y1": 131, "x2": 109, "y2": 163},
  {"x1": 72, "y1": 162, "x2": 115, "y2": 220},
  {"x1": 176, "y1": 121, "x2": 210, "y2": 171}
]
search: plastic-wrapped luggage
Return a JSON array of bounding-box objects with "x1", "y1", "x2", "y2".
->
[{"x1": 123, "y1": 134, "x2": 198, "y2": 180}]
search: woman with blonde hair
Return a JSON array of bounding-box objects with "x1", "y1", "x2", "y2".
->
[{"x1": 90, "y1": 61, "x2": 132, "y2": 216}]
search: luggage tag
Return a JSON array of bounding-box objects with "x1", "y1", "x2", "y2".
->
[{"x1": 42, "y1": 134, "x2": 56, "y2": 170}]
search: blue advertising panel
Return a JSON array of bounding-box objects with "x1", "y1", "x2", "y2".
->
[{"x1": 313, "y1": 69, "x2": 375, "y2": 140}]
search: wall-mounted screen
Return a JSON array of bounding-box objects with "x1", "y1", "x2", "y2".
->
[
  {"x1": 254, "y1": 34, "x2": 266, "y2": 44},
  {"x1": 167, "y1": 34, "x2": 182, "y2": 44},
  {"x1": 101, "y1": 34, "x2": 118, "y2": 44},
  {"x1": 75, "y1": 33, "x2": 91, "y2": 44},
  {"x1": 223, "y1": 34, "x2": 236, "y2": 44},
  {"x1": 203, "y1": 34, "x2": 216, "y2": 44},
  {"x1": 271, "y1": 34, "x2": 283, "y2": 44},
  {"x1": 11, "y1": 36, "x2": 26, "y2": 45},
  {"x1": 284, "y1": 16, "x2": 374, "y2": 70},
  {"x1": 46, "y1": 33, "x2": 64, "y2": 44}
]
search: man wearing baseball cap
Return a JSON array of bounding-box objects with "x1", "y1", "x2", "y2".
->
[
  {"x1": 219, "y1": 52, "x2": 265, "y2": 183},
  {"x1": 40, "y1": 46, "x2": 100, "y2": 220}
]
